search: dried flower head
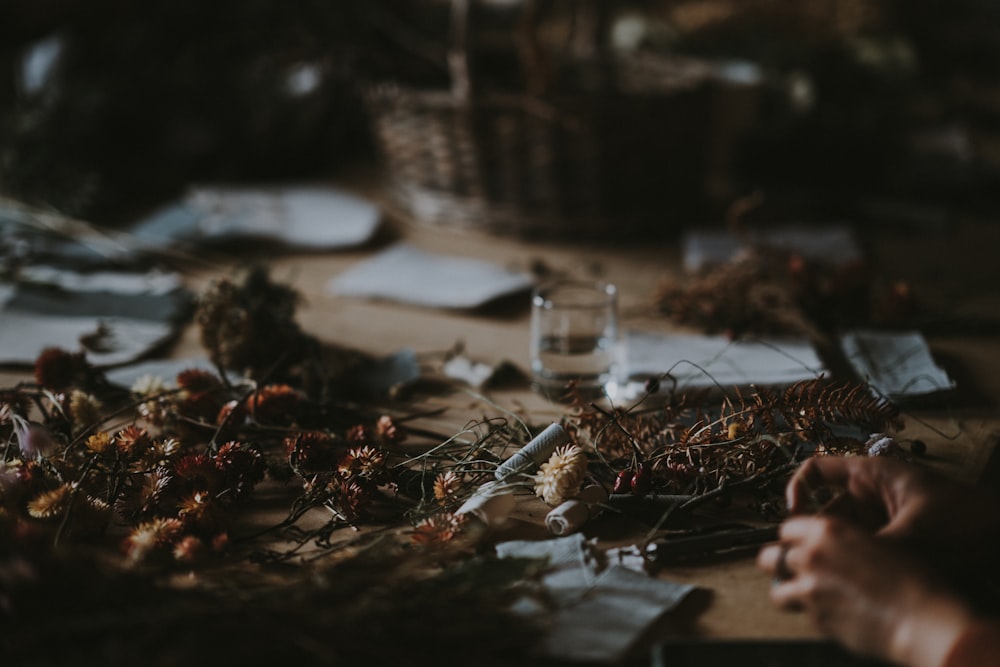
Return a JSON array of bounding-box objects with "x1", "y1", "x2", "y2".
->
[
  {"x1": 214, "y1": 441, "x2": 265, "y2": 498},
  {"x1": 247, "y1": 384, "x2": 302, "y2": 424},
  {"x1": 116, "y1": 468, "x2": 172, "y2": 520},
  {"x1": 173, "y1": 535, "x2": 207, "y2": 563},
  {"x1": 375, "y1": 415, "x2": 406, "y2": 445},
  {"x1": 412, "y1": 512, "x2": 467, "y2": 545},
  {"x1": 173, "y1": 453, "x2": 222, "y2": 492},
  {"x1": 27, "y1": 484, "x2": 74, "y2": 519},
  {"x1": 433, "y1": 471, "x2": 462, "y2": 502},
  {"x1": 85, "y1": 431, "x2": 114, "y2": 454},
  {"x1": 533, "y1": 445, "x2": 588, "y2": 506},
  {"x1": 123, "y1": 518, "x2": 183, "y2": 564},
  {"x1": 69, "y1": 390, "x2": 103, "y2": 429},
  {"x1": 175, "y1": 369, "x2": 223, "y2": 393},
  {"x1": 34, "y1": 347, "x2": 90, "y2": 392},
  {"x1": 338, "y1": 445, "x2": 387, "y2": 482},
  {"x1": 284, "y1": 431, "x2": 342, "y2": 471},
  {"x1": 195, "y1": 268, "x2": 304, "y2": 372},
  {"x1": 345, "y1": 424, "x2": 371, "y2": 446},
  {"x1": 132, "y1": 373, "x2": 168, "y2": 397},
  {"x1": 115, "y1": 425, "x2": 152, "y2": 457}
]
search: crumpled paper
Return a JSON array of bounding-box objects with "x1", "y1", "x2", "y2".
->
[{"x1": 496, "y1": 534, "x2": 696, "y2": 662}]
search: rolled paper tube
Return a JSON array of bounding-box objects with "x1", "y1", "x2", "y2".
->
[
  {"x1": 544, "y1": 485, "x2": 609, "y2": 536},
  {"x1": 455, "y1": 481, "x2": 517, "y2": 528},
  {"x1": 494, "y1": 423, "x2": 570, "y2": 482}
]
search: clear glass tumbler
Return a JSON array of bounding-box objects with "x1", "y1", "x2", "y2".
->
[{"x1": 530, "y1": 280, "x2": 620, "y2": 398}]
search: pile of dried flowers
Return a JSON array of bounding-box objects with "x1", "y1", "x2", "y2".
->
[{"x1": 0, "y1": 269, "x2": 910, "y2": 572}]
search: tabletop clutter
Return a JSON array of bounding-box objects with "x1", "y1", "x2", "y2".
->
[{"x1": 0, "y1": 186, "x2": 972, "y2": 663}]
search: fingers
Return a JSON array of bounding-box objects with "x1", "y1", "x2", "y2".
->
[{"x1": 786, "y1": 457, "x2": 855, "y2": 513}]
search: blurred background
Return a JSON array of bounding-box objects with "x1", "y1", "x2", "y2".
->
[{"x1": 2, "y1": 0, "x2": 999, "y2": 235}]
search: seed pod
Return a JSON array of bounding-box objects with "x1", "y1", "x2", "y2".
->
[
  {"x1": 630, "y1": 463, "x2": 651, "y2": 496},
  {"x1": 612, "y1": 469, "x2": 631, "y2": 495}
]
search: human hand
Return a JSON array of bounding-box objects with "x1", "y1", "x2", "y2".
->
[
  {"x1": 758, "y1": 515, "x2": 976, "y2": 667},
  {"x1": 786, "y1": 456, "x2": 1000, "y2": 568}
]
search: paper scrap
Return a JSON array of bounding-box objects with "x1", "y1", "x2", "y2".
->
[
  {"x1": 624, "y1": 331, "x2": 824, "y2": 390},
  {"x1": 328, "y1": 244, "x2": 533, "y2": 309},
  {"x1": 0, "y1": 268, "x2": 188, "y2": 367},
  {"x1": 496, "y1": 534, "x2": 696, "y2": 662},
  {"x1": 130, "y1": 185, "x2": 380, "y2": 251},
  {"x1": 841, "y1": 329, "x2": 955, "y2": 399}
]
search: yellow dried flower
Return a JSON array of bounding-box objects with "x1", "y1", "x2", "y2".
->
[
  {"x1": 27, "y1": 484, "x2": 74, "y2": 519},
  {"x1": 433, "y1": 471, "x2": 463, "y2": 502},
  {"x1": 533, "y1": 445, "x2": 588, "y2": 506},
  {"x1": 69, "y1": 390, "x2": 103, "y2": 429},
  {"x1": 86, "y1": 431, "x2": 114, "y2": 454}
]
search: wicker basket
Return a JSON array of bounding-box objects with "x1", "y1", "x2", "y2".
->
[{"x1": 364, "y1": 0, "x2": 730, "y2": 239}]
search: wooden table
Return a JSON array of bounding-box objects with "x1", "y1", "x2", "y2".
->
[{"x1": 2, "y1": 185, "x2": 999, "y2": 660}]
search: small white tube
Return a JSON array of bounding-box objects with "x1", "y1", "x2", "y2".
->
[
  {"x1": 455, "y1": 481, "x2": 517, "y2": 528},
  {"x1": 494, "y1": 423, "x2": 570, "y2": 482},
  {"x1": 544, "y1": 485, "x2": 608, "y2": 536}
]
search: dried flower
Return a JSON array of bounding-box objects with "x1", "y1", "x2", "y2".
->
[
  {"x1": 27, "y1": 484, "x2": 74, "y2": 519},
  {"x1": 247, "y1": 384, "x2": 302, "y2": 424},
  {"x1": 132, "y1": 374, "x2": 168, "y2": 396},
  {"x1": 175, "y1": 369, "x2": 223, "y2": 393},
  {"x1": 338, "y1": 445, "x2": 387, "y2": 482},
  {"x1": 411, "y1": 512, "x2": 467, "y2": 545},
  {"x1": 69, "y1": 390, "x2": 103, "y2": 429},
  {"x1": 284, "y1": 431, "x2": 341, "y2": 471},
  {"x1": 173, "y1": 454, "x2": 222, "y2": 492},
  {"x1": 533, "y1": 445, "x2": 588, "y2": 506},
  {"x1": 115, "y1": 425, "x2": 152, "y2": 457},
  {"x1": 433, "y1": 471, "x2": 462, "y2": 502},
  {"x1": 116, "y1": 468, "x2": 172, "y2": 520},
  {"x1": 866, "y1": 433, "x2": 898, "y2": 457},
  {"x1": 345, "y1": 424, "x2": 371, "y2": 446},
  {"x1": 173, "y1": 535, "x2": 207, "y2": 563},
  {"x1": 34, "y1": 347, "x2": 89, "y2": 392},
  {"x1": 375, "y1": 415, "x2": 406, "y2": 445},
  {"x1": 85, "y1": 431, "x2": 114, "y2": 454},
  {"x1": 123, "y1": 518, "x2": 183, "y2": 564},
  {"x1": 214, "y1": 441, "x2": 265, "y2": 498}
]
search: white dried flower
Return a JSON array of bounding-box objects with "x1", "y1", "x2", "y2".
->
[
  {"x1": 866, "y1": 433, "x2": 897, "y2": 457},
  {"x1": 132, "y1": 374, "x2": 168, "y2": 397},
  {"x1": 533, "y1": 445, "x2": 588, "y2": 506}
]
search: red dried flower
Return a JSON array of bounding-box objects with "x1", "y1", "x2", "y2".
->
[
  {"x1": 176, "y1": 391, "x2": 224, "y2": 423},
  {"x1": 337, "y1": 445, "x2": 387, "y2": 482},
  {"x1": 284, "y1": 431, "x2": 342, "y2": 471},
  {"x1": 214, "y1": 441, "x2": 265, "y2": 498},
  {"x1": 115, "y1": 425, "x2": 152, "y2": 457},
  {"x1": 173, "y1": 535, "x2": 207, "y2": 563},
  {"x1": 34, "y1": 347, "x2": 89, "y2": 392},
  {"x1": 375, "y1": 416, "x2": 406, "y2": 445},
  {"x1": 345, "y1": 424, "x2": 371, "y2": 446},
  {"x1": 173, "y1": 453, "x2": 222, "y2": 492},
  {"x1": 175, "y1": 369, "x2": 224, "y2": 393},
  {"x1": 247, "y1": 384, "x2": 302, "y2": 424}
]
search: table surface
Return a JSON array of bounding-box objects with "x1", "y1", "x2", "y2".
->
[{"x1": 2, "y1": 184, "x2": 999, "y2": 645}]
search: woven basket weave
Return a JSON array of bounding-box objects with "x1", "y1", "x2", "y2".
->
[{"x1": 365, "y1": 1, "x2": 722, "y2": 239}]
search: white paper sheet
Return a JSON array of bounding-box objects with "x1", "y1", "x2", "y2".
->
[
  {"x1": 0, "y1": 311, "x2": 174, "y2": 367},
  {"x1": 624, "y1": 331, "x2": 824, "y2": 390},
  {"x1": 328, "y1": 244, "x2": 534, "y2": 309},
  {"x1": 130, "y1": 185, "x2": 380, "y2": 250},
  {"x1": 841, "y1": 329, "x2": 955, "y2": 399}
]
